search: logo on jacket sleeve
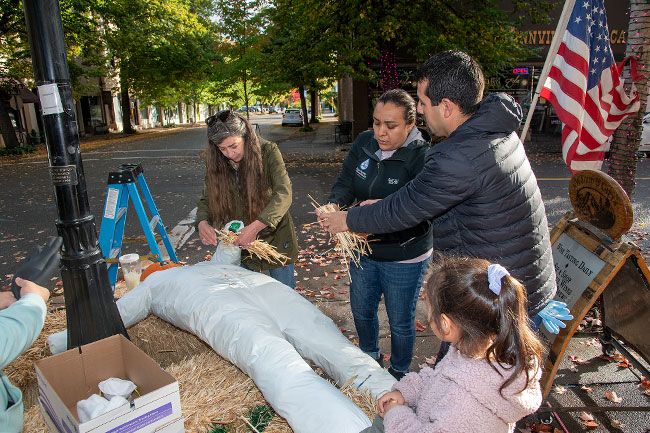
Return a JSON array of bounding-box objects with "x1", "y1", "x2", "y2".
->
[
  {"x1": 388, "y1": 178, "x2": 399, "y2": 185},
  {"x1": 359, "y1": 159, "x2": 369, "y2": 170},
  {"x1": 355, "y1": 158, "x2": 370, "y2": 180}
]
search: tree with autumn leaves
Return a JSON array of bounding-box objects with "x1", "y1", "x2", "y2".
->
[
  {"x1": 1, "y1": 0, "x2": 109, "y2": 147},
  {"x1": 94, "y1": 0, "x2": 219, "y2": 133},
  {"x1": 258, "y1": 0, "x2": 555, "y2": 127},
  {"x1": 3, "y1": 0, "x2": 551, "y2": 136},
  {"x1": 0, "y1": 0, "x2": 218, "y2": 139},
  {"x1": 4, "y1": 0, "x2": 647, "y2": 186}
]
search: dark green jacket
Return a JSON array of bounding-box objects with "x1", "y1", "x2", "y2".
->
[
  {"x1": 329, "y1": 129, "x2": 432, "y2": 261},
  {"x1": 196, "y1": 139, "x2": 299, "y2": 271}
]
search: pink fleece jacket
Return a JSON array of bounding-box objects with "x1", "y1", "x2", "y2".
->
[{"x1": 384, "y1": 346, "x2": 542, "y2": 433}]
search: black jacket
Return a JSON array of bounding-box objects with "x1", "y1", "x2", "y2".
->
[
  {"x1": 346, "y1": 94, "x2": 556, "y2": 315},
  {"x1": 329, "y1": 129, "x2": 433, "y2": 261}
]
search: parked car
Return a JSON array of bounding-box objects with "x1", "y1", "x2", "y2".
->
[
  {"x1": 637, "y1": 112, "x2": 650, "y2": 155},
  {"x1": 238, "y1": 106, "x2": 260, "y2": 113},
  {"x1": 282, "y1": 109, "x2": 303, "y2": 126}
]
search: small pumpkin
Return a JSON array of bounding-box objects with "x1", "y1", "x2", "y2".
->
[{"x1": 140, "y1": 261, "x2": 183, "y2": 281}]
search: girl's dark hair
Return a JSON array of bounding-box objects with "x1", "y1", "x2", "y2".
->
[
  {"x1": 377, "y1": 89, "x2": 417, "y2": 125},
  {"x1": 202, "y1": 111, "x2": 268, "y2": 225},
  {"x1": 423, "y1": 256, "x2": 543, "y2": 394}
]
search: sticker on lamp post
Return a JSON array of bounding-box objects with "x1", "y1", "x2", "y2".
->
[{"x1": 38, "y1": 83, "x2": 64, "y2": 115}]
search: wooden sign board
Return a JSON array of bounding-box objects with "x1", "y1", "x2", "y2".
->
[{"x1": 541, "y1": 212, "x2": 650, "y2": 397}]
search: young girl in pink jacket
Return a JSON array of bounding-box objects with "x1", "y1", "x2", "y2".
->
[{"x1": 362, "y1": 256, "x2": 544, "y2": 433}]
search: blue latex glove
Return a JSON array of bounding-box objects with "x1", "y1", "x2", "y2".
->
[{"x1": 536, "y1": 300, "x2": 574, "y2": 334}]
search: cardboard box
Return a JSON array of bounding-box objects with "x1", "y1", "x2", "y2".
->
[{"x1": 35, "y1": 334, "x2": 184, "y2": 433}]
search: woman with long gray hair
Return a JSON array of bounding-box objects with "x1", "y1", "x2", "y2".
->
[{"x1": 196, "y1": 110, "x2": 298, "y2": 287}]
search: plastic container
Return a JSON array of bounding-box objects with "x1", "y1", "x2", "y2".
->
[
  {"x1": 212, "y1": 242, "x2": 241, "y2": 265},
  {"x1": 119, "y1": 254, "x2": 142, "y2": 289},
  {"x1": 211, "y1": 220, "x2": 245, "y2": 265}
]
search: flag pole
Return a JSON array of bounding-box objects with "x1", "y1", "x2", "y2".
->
[{"x1": 520, "y1": 0, "x2": 577, "y2": 142}]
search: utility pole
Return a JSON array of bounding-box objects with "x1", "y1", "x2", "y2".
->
[{"x1": 23, "y1": 0, "x2": 128, "y2": 347}]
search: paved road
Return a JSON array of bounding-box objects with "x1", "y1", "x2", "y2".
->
[
  {"x1": 1, "y1": 117, "x2": 649, "y2": 432},
  {"x1": 3, "y1": 120, "x2": 649, "y2": 277}
]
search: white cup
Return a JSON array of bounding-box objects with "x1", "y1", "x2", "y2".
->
[{"x1": 118, "y1": 254, "x2": 141, "y2": 289}]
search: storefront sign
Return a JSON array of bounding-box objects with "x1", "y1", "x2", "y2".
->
[{"x1": 520, "y1": 29, "x2": 626, "y2": 45}]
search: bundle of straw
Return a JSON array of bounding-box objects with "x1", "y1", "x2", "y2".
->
[
  {"x1": 215, "y1": 229, "x2": 290, "y2": 266},
  {"x1": 309, "y1": 196, "x2": 372, "y2": 268}
]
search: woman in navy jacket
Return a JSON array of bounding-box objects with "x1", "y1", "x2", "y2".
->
[{"x1": 328, "y1": 89, "x2": 432, "y2": 379}]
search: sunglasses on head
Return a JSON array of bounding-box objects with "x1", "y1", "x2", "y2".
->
[{"x1": 206, "y1": 110, "x2": 232, "y2": 127}]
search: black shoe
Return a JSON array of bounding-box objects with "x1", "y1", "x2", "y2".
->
[
  {"x1": 375, "y1": 354, "x2": 384, "y2": 368},
  {"x1": 388, "y1": 367, "x2": 407, "y2": 380}
]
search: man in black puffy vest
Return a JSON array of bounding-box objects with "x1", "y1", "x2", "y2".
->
[{"x1": 321, "y1": 51, "x2": 564, "y2": 331}]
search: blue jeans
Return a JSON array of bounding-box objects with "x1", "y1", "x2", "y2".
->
[
  {"x1": 350, "y1": 255, "x2": 430, "y2": 374},
  {"x1": 269, "y1": 263, "x2": 296, "y2": 289}
]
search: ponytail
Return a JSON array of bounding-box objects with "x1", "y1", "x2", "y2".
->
[{"x1": 487, "y1": 274, "x2": 542, "y2": 394}]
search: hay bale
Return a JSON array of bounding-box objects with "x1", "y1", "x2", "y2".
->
[
  {"x1": 5, "y1": 308, "x2": 67, "y2": 391},
  {"x1": 23, "y1": 404, "x2": 46, "y2": 433},
  {"x1": 128, "y1": 315, "x2": 213, "y2": 368},
  {"x1": 17, "y1": 314, "x2": 379, "y2": 433}
]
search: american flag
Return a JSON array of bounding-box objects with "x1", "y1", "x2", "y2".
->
[{"x1": 540, "y1": 0, "x2": 640, "y2": 172}]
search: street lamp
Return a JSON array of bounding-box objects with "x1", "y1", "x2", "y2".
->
[{"x1": 22, "y1": 0, "x2": 128, "y2": 347}]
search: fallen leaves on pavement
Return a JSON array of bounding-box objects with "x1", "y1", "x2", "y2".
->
[
  {"x1": 568, "y1": 355, "x2": 590, "y2": 365},
  {"x1": 553, "y1": 385, "x2": 567, "y2": 395},
  {"x1": 611, "y1": 419, "x2": 625, "y2": 429},
  {"x1": 639, "y1": 379, "x2": 650, "y2": 396},
  {"x1": 579, "y1": 412, "x2": 598, "y2": 429},
  {"x1": 604, "y1": 390, "x2": 623, "y2": 403}
]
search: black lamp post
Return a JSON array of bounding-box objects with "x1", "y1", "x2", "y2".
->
[{"x1": 22, "y1": 0, "x2": 128, "y2": 347}]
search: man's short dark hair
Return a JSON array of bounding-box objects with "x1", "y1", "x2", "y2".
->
[{"x1": 416, "y1": 51, "x2": 485, "y2": 116}]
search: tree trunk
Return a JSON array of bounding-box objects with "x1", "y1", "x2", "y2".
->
[
  {"x1": 299, "y1": 85, "x2": 309, "y2": 128},
  {"x1": 0, "y1": 99, "x2": 20, "y2": 149},
  {"x1": 120, "y1": 74, "x2": 135, "y2": 134},
  {"x1": 178, "y1": 102, "x2": 184, "y2": 124},
  {"x1": 607, "y1": 0, "x2": 649, "y2": 197},
  {"x1": 243, "y1": 71, "x2": 250, "y2": 121},
  {"x1": 309, "y1": 89, "x2": 319, "y2": 123},
  {"x1": 158, "y1": 105, "x2": 164, "y2": 126}
]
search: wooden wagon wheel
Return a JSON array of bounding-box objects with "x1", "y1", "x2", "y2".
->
[{"x1": 568, "y1": 170, "x2": 633, "y2": 240}]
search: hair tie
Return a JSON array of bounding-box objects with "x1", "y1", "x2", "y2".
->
[{"x1": 487, "y1": 264, "x2": 510, "y2": 295}]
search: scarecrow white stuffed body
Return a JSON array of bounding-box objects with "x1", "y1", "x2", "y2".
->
[{"x1": 50, "y1": 262, "x2": 395, "y2": 433}]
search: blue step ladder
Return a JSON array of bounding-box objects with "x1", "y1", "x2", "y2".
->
[{"x1": 99, "y1": 163, "x2": 179, "y2": 287}]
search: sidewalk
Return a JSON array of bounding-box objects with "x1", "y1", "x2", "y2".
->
[
  {"x1": 259, "y1": 114, "x2": 349, "y2": 159},
  {"x1": 0, "y1": 123, "x2": 203, "y2": 165}
]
